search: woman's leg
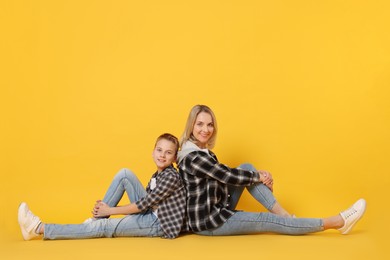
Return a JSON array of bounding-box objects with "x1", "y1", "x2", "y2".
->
[
  {"x1": 195, "y1": 198, "x2": 366, "y2": 236},
  {"x1": 238, "y1": 163, "x2": 292, "y2": 217},
  {"x1": 101, "y1": 168, "x2": 147, "y2": 207},
  {"x1": 43, "y1": 213, "x2": 163, "y2": 240},
  {"x1": 195, "y1": 211, "x2": 324, "y2": 236},
  {"x1": 227, "y1": 185, "x2": 244, "y2": 210}
]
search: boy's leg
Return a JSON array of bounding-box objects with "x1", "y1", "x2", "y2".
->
[
  {"x1": 44, "y1": 213, "x2": 163, "y2": 239},
  {"x1": 114, "y1": 213, "x2": 163, "y2": 238},
  {"x1": 102, "y1": 168, "x2": 147, "y2": 207},
  {"x1": 43, "y1": 218, "x2": 122, "y2": 240}
]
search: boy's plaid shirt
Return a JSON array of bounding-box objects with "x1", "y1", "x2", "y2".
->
[{"x1": 136, "y1": 165, "x2": 187, "y2": 239}]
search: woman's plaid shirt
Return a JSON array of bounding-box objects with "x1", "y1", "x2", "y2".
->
[
  {"x1": 178, "y1": 145, "x2": 260, "y2": 232},
  {"x1": 135, "y1": 165, "x2": 187, "y2": 239}
]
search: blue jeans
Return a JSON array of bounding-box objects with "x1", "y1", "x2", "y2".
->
[
  {"x1": 227, "y1": 163, "x2": 277, "y2": 211},
  {"x1": 196, "y1": 163, "x2": 324, "y2": 236},
  {"x1": 44, "y1": 169, "x2": 164, "y2": 240}
]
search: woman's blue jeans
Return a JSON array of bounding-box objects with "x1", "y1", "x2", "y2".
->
[
  {"x1": 44, "y1": 169, "x2": 164, "y2": 239},
  {"x1": 196, "y1": 163, "x2": 324, "y2": 236}
]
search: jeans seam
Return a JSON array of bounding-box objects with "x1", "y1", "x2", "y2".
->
[{"x1": 251, "y1": 184, "x2": 275, "y2": 210}]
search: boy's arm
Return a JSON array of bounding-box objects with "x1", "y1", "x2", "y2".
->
[
  {"x1": 93, "y1": 168, "x2": 181, "y2": 217},
  {"x1": 135, "y1": 169, "x2": 181, "y2": 212},
  {"x1": 93, "y1": 200, "x2": 141, "y2": 217}
]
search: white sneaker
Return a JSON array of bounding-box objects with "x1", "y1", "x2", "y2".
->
[
  {"x1": 18, "y1": 202, "x2": 42, "y2": 240},
  {"x1": 338, "y1": 198, "x2": 366, "y2": 235},
  {"x1": 83, "y1": 217, "x2": 96, "y2": 224}
]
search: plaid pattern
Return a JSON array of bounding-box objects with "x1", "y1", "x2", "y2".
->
[
  {"x1": 178, "y1": 145, "x2": 260, "y2": 232},
  {"x1": 136, "y1": 166, "x2": 187, "y2": 239}
]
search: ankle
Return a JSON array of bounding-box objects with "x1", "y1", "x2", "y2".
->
[
  {"x1": 323, "y1": 215, "x2": 344, "y2": 230},
  {"x1": 35, "y1": 223, "x2": 44, "y2": 234},
  {"x1": 270, "y1": 203, "x2": 291, "y2": 217},
  {"x1": 336, "y1": 215, "x2": 344, "y2": 229}
]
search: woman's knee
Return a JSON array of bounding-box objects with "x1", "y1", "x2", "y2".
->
[{"x1": 237, "y1": 163, "x2": 255, "y2": 171}]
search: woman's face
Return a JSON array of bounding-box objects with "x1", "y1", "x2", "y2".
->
[{"x1": 192, "y1": 112, "x2": 214, "y2": 148}]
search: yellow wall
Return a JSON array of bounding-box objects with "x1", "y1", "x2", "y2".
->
[{"x1": 1, "y1": 0, "x2": 389, "y2": 257}]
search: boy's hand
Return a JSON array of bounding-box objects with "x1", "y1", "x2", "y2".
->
[{"x1": 92, "y1": 200, "x2": 111, "y2": 218}]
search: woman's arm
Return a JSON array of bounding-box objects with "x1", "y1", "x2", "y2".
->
[
  {"x1": 185, "y1": 151, "x2": 261, "y2": 186},
  {"x1": 185, "y1": 152, "x2": 274, "y2": 190}
]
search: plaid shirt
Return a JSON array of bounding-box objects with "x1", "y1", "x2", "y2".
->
[
  {"x1": 135, "y1": 165, "x2": 187, "y2": 239},
  {"x1": 178, "y1": 142, "x2": 260, "y2": 232}
]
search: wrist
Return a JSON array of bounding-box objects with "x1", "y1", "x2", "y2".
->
[
  {"x1": 258, "y1": 171, "x2": 264, "y2": 182},
  {"x1": 107, "y1": 206, "x2": 115, "y2": 216}
]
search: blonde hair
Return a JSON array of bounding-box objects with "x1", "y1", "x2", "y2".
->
[{"x1": 180, "y1": 105, "x2": 218, "y2": 149}]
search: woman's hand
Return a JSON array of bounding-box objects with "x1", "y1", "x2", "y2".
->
[
  {"x1": 92, "y1": 200, "x2": 111, "y2": 218},
  {"x1": 259, "y1": 170, "x2": 274, "y2": 192}
]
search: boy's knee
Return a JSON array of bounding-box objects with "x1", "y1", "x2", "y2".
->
[{"x1": 116, "y1": 168, "x2": 135, "y2": 179}]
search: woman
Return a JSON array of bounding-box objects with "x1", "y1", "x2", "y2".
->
[
  {"x1": 177, "y1": 105, "x2": 366, "y2": 236},
  {"x1": 18, "y1": 133, "x2": 187, "y2": 240}
]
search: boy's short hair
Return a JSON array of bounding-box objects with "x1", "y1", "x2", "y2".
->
[{"x1": 155, "y1": 133, "x2": 179, "y2": 155}]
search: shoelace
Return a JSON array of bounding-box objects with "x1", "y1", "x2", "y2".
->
[
  {"x1": 343, "y1": 207, "x2": 357, "y2": 219},
  {"x1": 26, "y1": 210, "x2": 40, "y2": 232}
]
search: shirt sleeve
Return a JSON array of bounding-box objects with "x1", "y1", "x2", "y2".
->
[
  {"x1": 135, "y1": 168, "x2": 181, "y2": 212},
  {"x1": 187, "y1": 151, "x2": 260, "y2": 186}
]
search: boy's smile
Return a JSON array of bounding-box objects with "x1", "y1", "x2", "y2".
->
[{"x1": 153, "y1": 139, "x2": 177, "y2": 172}]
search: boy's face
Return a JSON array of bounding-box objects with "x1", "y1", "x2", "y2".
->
[{"x1": 152, "y1": 139, "x2": 177, "y2": 172}]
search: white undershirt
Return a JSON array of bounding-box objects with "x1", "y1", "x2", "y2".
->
[{"x1": 150, "y1": 177, "x2": 158, "y2": 216}]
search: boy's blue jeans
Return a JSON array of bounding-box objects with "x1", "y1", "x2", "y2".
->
[{"x1": 44, "y1": 168, "x2": 163, "y2": 239}]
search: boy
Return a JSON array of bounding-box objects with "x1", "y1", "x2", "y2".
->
[{"x1": 18, "y1": 133, "x2": 187, "y2": 239}]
